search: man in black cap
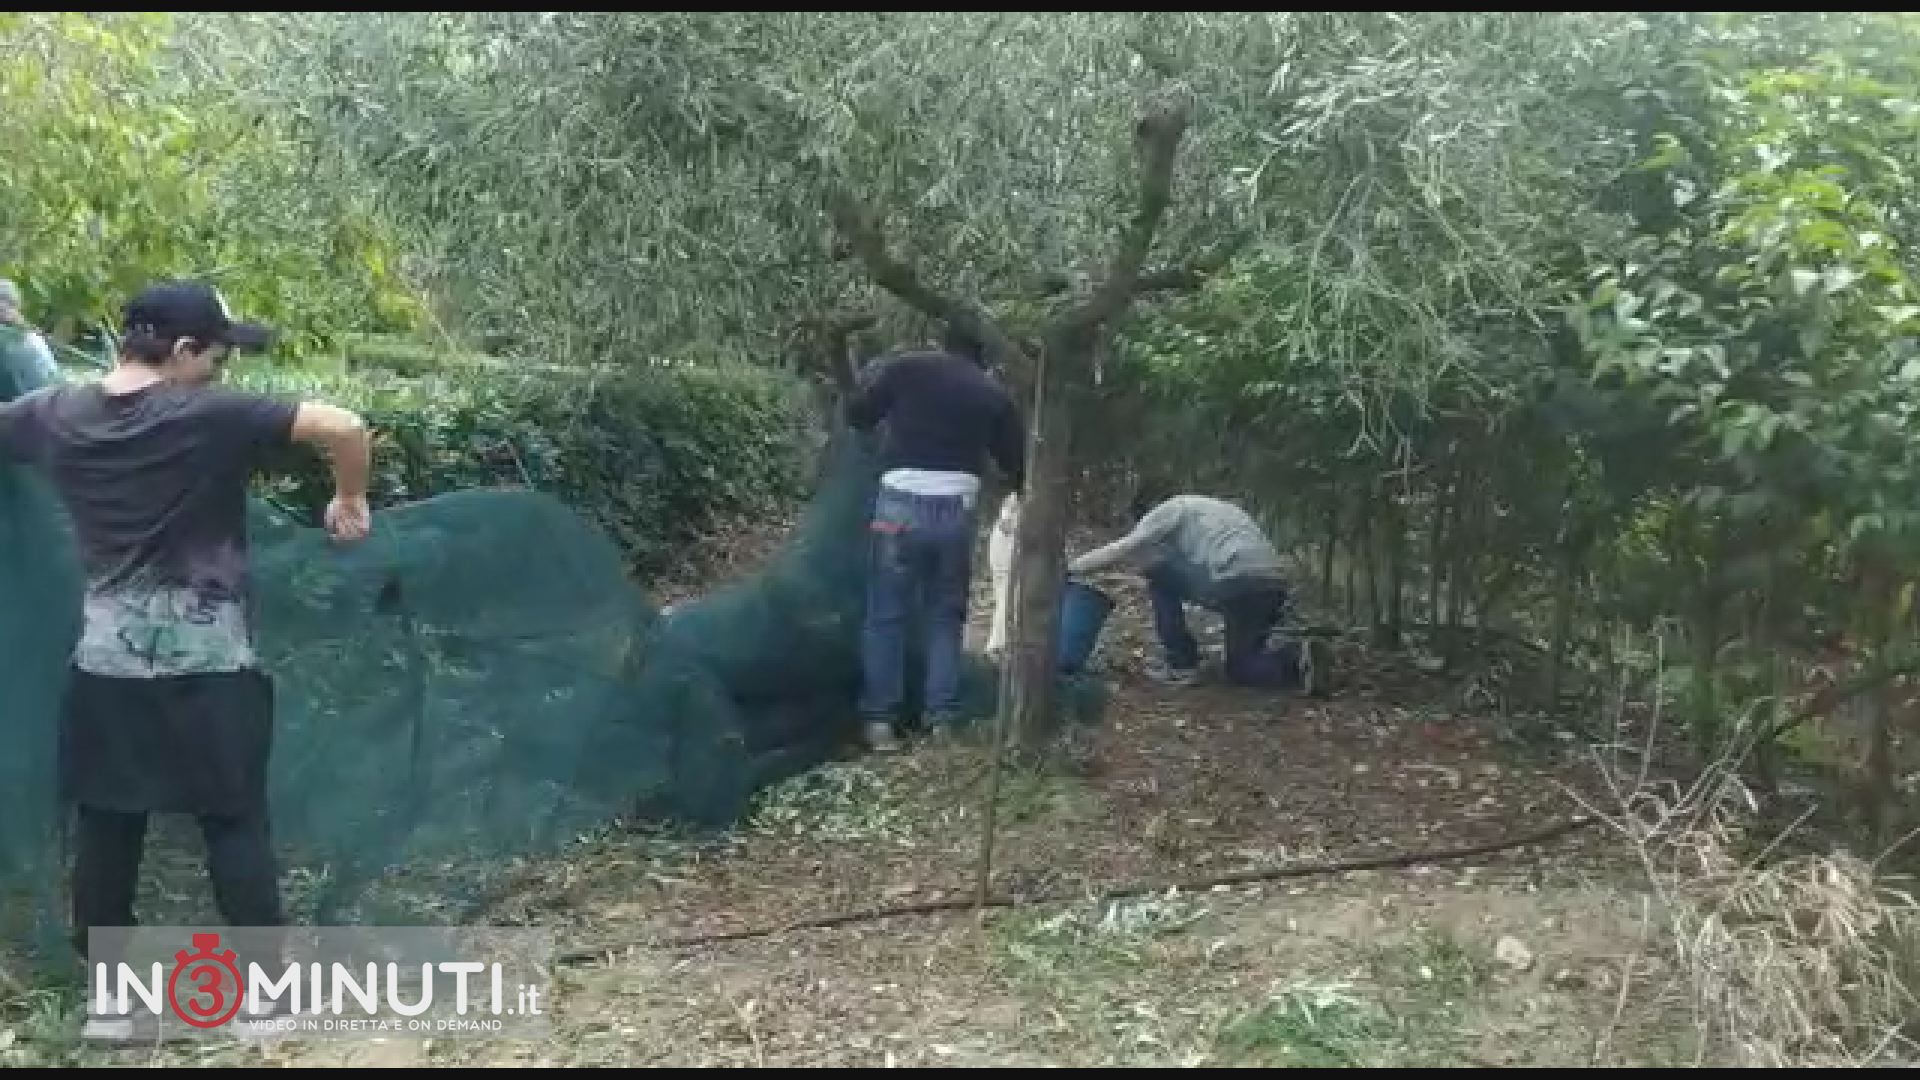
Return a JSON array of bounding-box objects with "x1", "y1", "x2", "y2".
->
[{"x1": 0, "y1": 280, "x2": 372, "y2": 1002}]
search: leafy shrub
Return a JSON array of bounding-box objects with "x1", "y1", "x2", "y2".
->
[
  {"x1": 0, "y1": 13, "x2": 428, "y2": 361},
  {"x1": 336, "y1": 334, "x2": 487, "y2": 379},
  {"x1": 232, "y1": 358, "x2": 813, "y2": 580}
]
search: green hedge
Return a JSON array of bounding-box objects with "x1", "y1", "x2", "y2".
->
[{"x1": 232, "y1": 358, "x2": 814, "y2": 580}]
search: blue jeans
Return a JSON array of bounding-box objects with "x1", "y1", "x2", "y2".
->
[
  {"x1": 1146, "y1": 563, "x2": 1299, "y2": 687},
  {"x1": 859, "y1": 484, "x2": 977, "y2": 721}
]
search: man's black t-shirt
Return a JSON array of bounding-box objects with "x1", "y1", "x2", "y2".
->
[{"x1": 0, "y1": 381, "x2": 297, "y2": 678}]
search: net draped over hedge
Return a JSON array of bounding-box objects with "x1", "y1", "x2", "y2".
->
[{"x1": 0, "y1": 358, "x2": 1103, "y2": 972}]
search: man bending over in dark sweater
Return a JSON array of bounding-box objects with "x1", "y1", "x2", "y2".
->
[{"x1": 847, "y1": 323, "x2": 1025, "y2": 751}]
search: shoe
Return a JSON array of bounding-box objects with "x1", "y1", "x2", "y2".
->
[
  {"x1": 1145, "y1": 660, "x2": 1200, "y2": 687},
  {"x1": 864, "y1": 719, "x2": 900, "y2": 753},
  {"x1": 1298, "y1": 637, "x2": 1331, "y2": 697}
]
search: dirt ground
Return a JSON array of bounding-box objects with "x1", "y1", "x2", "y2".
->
[
  {"x1": 60, "y1": 687, "x2": 1680, "y2": 1068},
  {"x1": 18, "y1": 549, "x2": 1716, "y2": 1069}
]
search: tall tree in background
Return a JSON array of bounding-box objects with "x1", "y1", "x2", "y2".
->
[
  {"x1": 0, "y1": 12, "x2": 424, "y2": 358},
  {"x1": 230, "y1": 9, "x2": 1275, "y2": 744},
  {"x1": 826, "y1": 82, "x2": 1239, "y2": 746},
  {"x1": 791, "y1": 13, "x2": 1303, "y2": 748}
]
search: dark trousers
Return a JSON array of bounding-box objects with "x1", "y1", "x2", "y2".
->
[
  {"x1": 1146, "y1": 564, "x2": 1300, "y2": 687},
  {"x1": 70, "y1": 804, "x2": 284, "y2": 959},
  {"x1": 859, "y1": 484, "x2": 978, "y2": 720},
  {"x1": 60, "y1": 666, "x2": 284, "y2": 959}
]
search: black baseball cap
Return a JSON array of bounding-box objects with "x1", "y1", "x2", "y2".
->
[{"x1": 122, "y1": 281, "x2": 275, "y2": 353}]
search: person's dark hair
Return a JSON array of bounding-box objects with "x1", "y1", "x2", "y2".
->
[
  {"x1": 942, "y1": 320, "x2": 985, "y2": 366},
  {"x1": 120, "y1": 329, "x2": 185, "y2": 367}
]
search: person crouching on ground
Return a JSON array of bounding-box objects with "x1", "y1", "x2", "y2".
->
[
  {"x1": 846, "y1": 321, "x2": 1026, "y2": 752},
  {"x1": 1069, "y1": 490, "x2": 1328, "y2": 694},
  {"x1": 0, "y1": 281, "x2": 373, "y2": 1030}
]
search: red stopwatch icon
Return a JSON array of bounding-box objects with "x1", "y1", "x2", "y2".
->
[{"x1": 168, "y1": 932, "x2": 245, "y2": 1028}]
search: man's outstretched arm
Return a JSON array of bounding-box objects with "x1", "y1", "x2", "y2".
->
[
  {"x1": 1070, "y1": 500, "x2": 1180, "y2": 578},
  {"x1": 291, "y1": 401, "x2": 372, "y2": 542}
]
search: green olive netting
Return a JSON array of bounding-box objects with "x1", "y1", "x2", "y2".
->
[{"x1": 0, "y1": 383, "x2": 1104, "y2": 974}]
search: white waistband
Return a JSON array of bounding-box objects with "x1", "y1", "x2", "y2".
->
[{"x1": 882, "y1": 469, "x2": 980, "y2": 500}]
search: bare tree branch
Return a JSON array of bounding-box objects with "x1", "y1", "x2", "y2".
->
[
  {"x1": 1137, "y1": 231, "x2": 1252, "y2": 293},
  {"x1": 1062, "y1": 88, "x2": 1193, "y2": 333},
  {"x1": 789, "y1": 310, "x2": 878, "y2": 397},
  {"x1": 1032, "y1": 229, "x2": 1247, "y2": 299},
  {"x1": 826, "y1": 87, "x2": 1208, "y2": 360},
  {"x1": 823, "y1": 185, "x2": 1029, "y2": 368}
]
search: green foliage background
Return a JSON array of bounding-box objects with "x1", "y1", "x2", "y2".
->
[{"x1": 5, "y1": 10, "x2": 1919, "y2": 838}]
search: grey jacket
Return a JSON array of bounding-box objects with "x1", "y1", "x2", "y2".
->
[
  {"x1": 0, "y1": 325, "x2": 57, "y2": 400},
  {"x1": 1071, "y1": 495, "x2": 1286, "y2": 601}
]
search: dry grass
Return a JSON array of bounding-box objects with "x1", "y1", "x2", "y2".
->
[{"x1": 1576, "y1": 667, "x2": 1920, "y2": 1069}]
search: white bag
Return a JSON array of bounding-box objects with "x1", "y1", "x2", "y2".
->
[{"x1": 986, "y1": 493, "x2": 1018, "y2": 656}]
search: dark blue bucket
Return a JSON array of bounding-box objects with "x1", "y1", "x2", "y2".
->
[{"x1": 1057, "y1": 579, "x2": 1116, "y2": 674}]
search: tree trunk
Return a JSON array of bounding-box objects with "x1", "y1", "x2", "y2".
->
[
  {"x1": 1321, "y1": 496, "x2": 1339, "y2": 604},
  {"x1": 1749, "y1": 550, "x2": 1782, "y2": 800},
  {"x1": 1602, "y1": 613, "x2": 1623, "y2": 730},
  {"x1": 1363, "y1": 484, "x2": 1383, "y2": 634},
  {"x1": 1546, "y1": 485, "x2": 1582, "y2": 716},
  {"x1": 1347, "y1": 495, "x2": 1366, "y2": 626},
  {"x1": 1384, "y1": 486, "x2": 1406, "y2": 649},
  {"x1": 1444, "y1": 468, "x2": 1469, "y2": 635},
  {"x1": 1428, "y1": 466, "x2": 1451, "y2": 629},
  {"x1": 993, "y1": 89, "x2": 1195, "y2": 752},
  {"x1": 1753, "y1": 646, "x2": 1781, "y2": 800},
  {"x1": 1546, "y1": 543, "x2": 1580, "y2": 718},
  {"x1": 1465, "y1": 489, "x2": 1489, "y2": 634},
  {"x1": 1865, "y1": 672, "x2": 1895, "y2": 848},
  {"x1": 826, "y1": 88, "x2": 1211, "y2": 904},
  {"x1": 1860, "y1": 568, "x2": 1899, "y2": 847},
  {"x1": 1690, "y1": 589, "x2": 1722, "y2": 759},
  {"x1": 1000, "y1": 328, "x2": 1079, "y2": 752}
]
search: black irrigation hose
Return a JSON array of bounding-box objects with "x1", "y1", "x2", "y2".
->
[{"x1": 554, "y1": 813, "x2": 1599, "y2": 966}]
